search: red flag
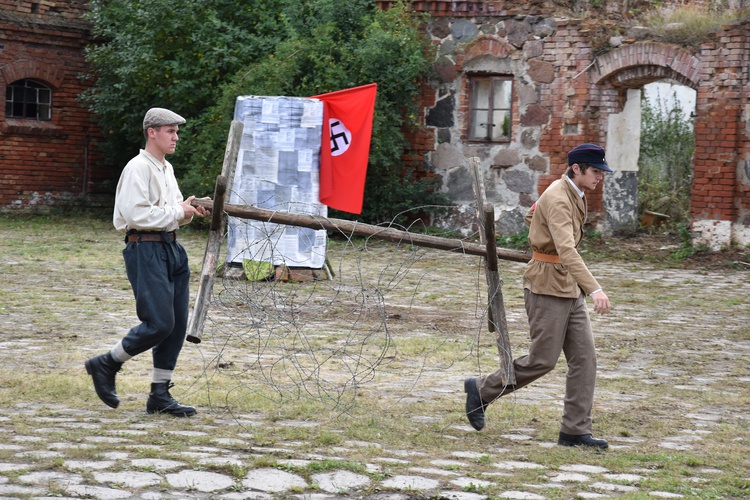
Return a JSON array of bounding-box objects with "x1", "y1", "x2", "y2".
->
[{"x1": 312, "y1": 83, "x2": 377, "y2": 214}]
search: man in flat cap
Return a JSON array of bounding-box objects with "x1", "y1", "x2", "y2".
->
[
  {"x1": 85, "y1": 107, "x2": 209, "y2": 416},
  {"x1": 464, "y1": 142, "x2": 613, "y2": 449}
]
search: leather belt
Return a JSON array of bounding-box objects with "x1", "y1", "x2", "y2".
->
[
  {"x1": 532, "y1": 251, "x2": 561, "y2": 264},
  {"x1": 126, "y1": 231, "x2": 176, "y2": 243}
]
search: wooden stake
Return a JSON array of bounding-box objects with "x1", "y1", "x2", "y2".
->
[
  {"x1": 483, "y1": 203, "x2": 516, "y2": 385},
  {"x1": 470, "y1": 156, "x2": 515, "y2": 384},
  {"x1": 186, "y1": 120, "x2": 244, "y2": 344},
  {"x1": 470, "y1": 157, "x2": 494, "y2": 332}
]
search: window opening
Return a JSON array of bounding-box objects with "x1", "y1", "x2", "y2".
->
[
  {"x1": 468, "y1": 76, "x2": 512, "y2": 142},
  {"x1": 5, "y1": 79, "x2": 52, "y2": 121}
]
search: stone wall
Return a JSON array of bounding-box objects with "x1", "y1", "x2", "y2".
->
[
  {"x1": 0, "y1": 1, "x2": 107, "y2": 209},
  {"x1": 1, "y1": 0, "x2": 748, "y2": 249},
  {"x1": 416, "y1": 14, "x2": 618, "y2": 237},
  {"x1": 389, "y1": 1, "x2": 750, "y2": 249}
]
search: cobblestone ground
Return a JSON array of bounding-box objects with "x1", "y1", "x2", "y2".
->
[{"x1": 0, "y1": 220, "x2": 748, "y2": 499}]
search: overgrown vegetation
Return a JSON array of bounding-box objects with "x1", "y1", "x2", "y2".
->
[
  {"x1": 497, "y1": 229, "x2": 529, "y2": 251},
  {"x1": 638, "y1": 87, "x2": 695, "y2": 227},
  {"x1": 83, "y1": 0, "x2": 449, "y2": 224},
  {"x1": 669, "y1": 223, "x2": 714, "y2": 260},
  {"x1": 640, "y1": 6, "x2": 745, "y2": 49}
]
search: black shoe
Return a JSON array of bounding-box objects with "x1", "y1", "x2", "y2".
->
[
  {"x1": 558, "y1": 432, "x2": 609, "y2": 449},
  {"x1": 146, "y1": 382, "x2": 197, "y2": 417},
  {"x1": 464, "y1": 378, "x2": 489, "y2": 431},
  {"x1": 84, "y1": 352, "x2": 123, "y2": 409}
]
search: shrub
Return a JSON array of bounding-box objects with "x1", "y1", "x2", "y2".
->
[
  {"x1": 638, "y1": 88, "x2": 695, "y2": 226},
  {"x1": 83, "y1": 0, "x2": 448, "y2": 225}
]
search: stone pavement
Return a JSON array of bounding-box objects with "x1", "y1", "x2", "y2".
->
[
  {"x1": 0, "y1": 397, "x2": 739, "y2": 499},
  {"x1": 1, "y1": 222, "x2": 748, "y2": 499}
]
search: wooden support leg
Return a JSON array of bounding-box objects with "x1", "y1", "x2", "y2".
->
[
  {"x1": 186, "y1": 120, "x2": 244, "y2": 344},
  {"x1": 483, "y1": 204, "x2": 516, "y2": 385}
]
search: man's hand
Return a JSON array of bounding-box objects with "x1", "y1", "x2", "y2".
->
[
  {"x1": 591, "y1": 290, "x2": 612, "y2": 314},
  {"x1": 180, "y1": 196, "x2": 210, "y2": 219}
]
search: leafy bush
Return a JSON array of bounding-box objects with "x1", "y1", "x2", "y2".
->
[
  {"x1": 496, "y1": 230, "x2": 529, "y2": 251},
  {"x1": 82, "y1": 0, "x2": 283, "y2": 170},
  {"x1": 638, "y1": 89, "x2": 695, "y2": 226},
  {"x1": 83, "y1": 0, "x2": 448, "y2": 224}
]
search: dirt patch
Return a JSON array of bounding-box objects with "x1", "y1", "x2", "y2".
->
[{"x1": 584, "y1": 230, "x2": 750, "y2": 270}]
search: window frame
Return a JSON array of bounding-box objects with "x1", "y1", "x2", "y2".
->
[
  {"x1": 467, "y1": 75, "x2": 513, "y2": 143},
  {"x1": 5, "y1": 79, "x2": 52, "y2": 121}
]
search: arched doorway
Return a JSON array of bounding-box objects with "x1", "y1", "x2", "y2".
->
[{"x1": 591, "y1": 42, "x2": 701, "y2": 234}]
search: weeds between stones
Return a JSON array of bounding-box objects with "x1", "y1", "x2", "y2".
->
[{"x1": 0, "y1": 212, "x2": 748, "y2": 498}]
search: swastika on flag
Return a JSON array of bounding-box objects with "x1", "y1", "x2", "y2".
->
[
  {"x1": 312, "y1": 82, "x2": 377, "y2": 214},
  {"x1": 329, "y1": 118, "x2": 351, "y2": 157}
]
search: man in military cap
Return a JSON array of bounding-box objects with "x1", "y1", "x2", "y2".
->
[
  {"x1": 85, "y1": 107, "x2": 209, "y2": 416},
  {"x1": 464, "y1": 143, "x2": 613, "y2": 449}
]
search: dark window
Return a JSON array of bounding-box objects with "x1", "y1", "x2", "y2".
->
[
  {"x1": 468, "y1": 76, "x2": 512, "y2": 142},
  {"x1": 5, "y1": 79, "x2": 52, "y2": 121}
]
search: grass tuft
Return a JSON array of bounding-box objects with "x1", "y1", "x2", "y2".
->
[{"x1": 640, "y1": 7, "x2": 745, "y2": 48}]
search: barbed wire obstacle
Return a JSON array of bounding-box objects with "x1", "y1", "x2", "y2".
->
[{"x1": 190, "y1": 202, "x2": 527, "y2": 416}]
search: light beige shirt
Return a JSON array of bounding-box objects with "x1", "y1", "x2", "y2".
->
[{"x1": 113, "y1": 149, "x2": 188, "y2": 232}]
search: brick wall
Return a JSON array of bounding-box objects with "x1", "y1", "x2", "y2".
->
[
  {"x1": 383, "y1": 1, "x2": 749, "y2": 247},
  {"x1": 0, "y1": 3, "x2": 107, "y2": 209},
  {"x1": 739, "y1": 25, "x2": 750, "y2": 230},
  {"x1": 538, "y1": 19, "x2": 607, "y2": 212},
  {"x1": 686, "y1": 23, "x2": 750, "y2": 247},
  {"x1": 693, "y1": 26, "x2": 744, "y2": 222},
  {"x1": 1, "y1": 0, "x2": 748, "y2": 247},
  {"x1": 0, "y1": 0, "x2": 88, "y2": 18}
]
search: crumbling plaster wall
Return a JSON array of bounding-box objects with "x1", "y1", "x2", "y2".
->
[
  {"x1": 604, "y1": 88, "x2": 641, "y2": 234},
  {"x1": 414, "y1": 6, "x2": 749, "y2": 249}
]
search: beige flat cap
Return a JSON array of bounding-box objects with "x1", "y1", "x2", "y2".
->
[{"x1": 143, "y1": 108, "x2": 186, "y2": 129}]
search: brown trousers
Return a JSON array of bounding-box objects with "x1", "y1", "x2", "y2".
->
[{"x1": 477, "y1": 290, "x2": 596, "y2": 435}]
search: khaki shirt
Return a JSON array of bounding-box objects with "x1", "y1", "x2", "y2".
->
[
  {"x1": 523, "y1": 175, "x2": 601, "y2": 298},
  {"x1": 113, "y1": 149, "x2": 188, "y2": 232}
]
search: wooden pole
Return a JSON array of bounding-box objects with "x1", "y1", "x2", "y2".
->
[
  {"x1": 483, "y1": 203, "x2": 516, "y2": 385},
  {"x1": 470, "y1": 157, "x2": 488, "y2": 242},
  {"x1": 186, "y1": 120, "x2": 244, "y2": 344},
  {"x1": 209, "y1": 176, "x2": 228, "y2": 231},
  {"x1": 470, "y1": 156, "x2": 515, "y2": 384},
  {"x1": 190, "y1": 198, "x2": 531, "y2": 264},
  {"x1": 470, "y1": 157, "x2": 494, "y2": 332}
]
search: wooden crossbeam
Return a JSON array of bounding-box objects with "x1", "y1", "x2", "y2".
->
[{"x1": 189, "y1": 198, "x2": 531, "y2": 264}]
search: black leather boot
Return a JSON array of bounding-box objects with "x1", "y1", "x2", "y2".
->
[
  {"x1": 558, "y1": 432, "x2": 609, "y2": 449},
  {"x1": 464, "y1": 377, "x2": 489, "y2": 431},
  {"x1": 146, "y1": 382, "x2": 197, "y2": 417},
  {"x1": 84, "y1": 352, "x2": 123, "y2": 409}
]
